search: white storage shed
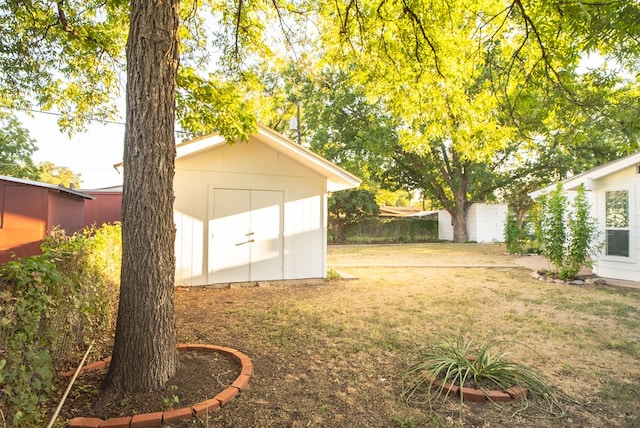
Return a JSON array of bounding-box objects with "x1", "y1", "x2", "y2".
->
[
  {"x1": 438, "y1": 203, "x2": 507, "y2": 243},
  {"x1": 172, "y1": 125, "x2": 361, "y2": 286}
]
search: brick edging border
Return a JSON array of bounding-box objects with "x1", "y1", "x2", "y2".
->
[
  {"x1": 64, "y1": 344, "x2": 253, "y2": 428},
  {"x1": 423, "y1": 371, "x2": 529, "y2": 403}
]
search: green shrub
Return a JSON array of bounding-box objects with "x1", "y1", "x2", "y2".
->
[
  {"x1": 326, "y1": 268, "x2": 342, "y2": 281},
  {"x1": 535, "y1": 184, "x2": 599, "y2": 279},
  {"x1": 504, "y1": 211, "x2": 531, "y2": 254},
  {"x1": 0, "y1": 223, "x2": 121, "y2": 426},
  {"x1": 537, "y1": 184, "x2": 567, "y2": 270},
  {"x1": 563, "y1": 185, "x2": 599, "y2": 279},
  {"x1": 0, "y1": 256, "x2": 64, "y2": 426},
  {"x1": 337, "y1": 217, "x2": 438, "y2": 243}
]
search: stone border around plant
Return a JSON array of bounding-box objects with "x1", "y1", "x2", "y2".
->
[
  {"x1": 529, "y1": 270, "x2": 607, "y2": 286},
  {"x1": 63, "y1": 344, "x2": 252, "y2": 428},
  {"x1": 422, "y1": 371, "x2": 529, "y2": 403}
]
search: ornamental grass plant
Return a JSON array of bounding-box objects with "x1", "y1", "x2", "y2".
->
[{"x1": 403, "y1": 338, "x2": 563, "y2": 415}]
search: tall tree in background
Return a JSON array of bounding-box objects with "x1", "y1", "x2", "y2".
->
[
  {"x1": 298, "y1": 69, "x2": 398, "y2": 182},
  {"x1": 0, "y1": 110, "x2": 84, "y2": 188},
  {"x1": 328, "y1": 188, "x2": 379, "y2": 242},
  {"x1": 1, "y1": 0, "x2": 639, "y2": 407},
  {"x1": 0, "y1": 111, "x2": 40, "y2": 180},
  {"x1": 316, "y1": 0, "x2": 640, "y2": 241},
  {"x1": 319, "y1": 0, "x2": 521, "y2": 241},
  {"x1": 38, "y1": 161, "x2": 82, "y2": 188}
]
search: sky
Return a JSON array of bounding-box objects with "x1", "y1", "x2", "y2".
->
[{"x1": 18, "y1": 110, "x2": 126, "y2": 189}]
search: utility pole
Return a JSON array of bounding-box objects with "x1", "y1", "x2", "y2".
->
[
  {"x1": 296, "y1": 101, "x2": 301, "y2": 145},
  {"x1": 289, "y1": 101, "x2": 302, "y2": 145}
]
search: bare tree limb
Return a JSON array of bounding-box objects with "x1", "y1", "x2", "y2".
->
[
  {"x1": 511, "y1": 0, "x2": 582, "y2": 105},
  {"x1": 400, "y1": 0, "x2": 443, "y2": 78},
  {"x1": 234, "y1": 0, "x2": 244, "y2": 62}
]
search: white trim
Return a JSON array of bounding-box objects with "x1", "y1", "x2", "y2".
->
[
  {"x1": 114, "y1": 124, "x2": 362, "y2": 193},
  {"x1": 530, "y1": 151, "x2": 640, "y2": 198},
  {"x1": 255, "y1": 126, "x2": 361, "y2": 192},
  {"x1": 595, "y1": 184, "x2": 636, "y2": 269}
]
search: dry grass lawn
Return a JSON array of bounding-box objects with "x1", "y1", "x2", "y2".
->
[
  {"x1": 58, "y1": 243, "x2": 640, "y2": 427},
  {"x1": 171, "y1": 243, "x2": 640, "y2": 427}
]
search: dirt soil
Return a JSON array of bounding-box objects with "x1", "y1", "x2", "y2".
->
[{"x1": 53, "y1": 243, "x2": 640, "y2": 427}]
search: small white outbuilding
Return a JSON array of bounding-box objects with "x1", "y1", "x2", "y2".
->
[
  {"x1": 172, "y1": 125, "x2": 361, "y2": 286},
  {"x1": 437, "y1": 203, "x2": 508, "y2": 243},
  {"x1": 531, "y1": 151, "x2": 640, "y2": 282}
]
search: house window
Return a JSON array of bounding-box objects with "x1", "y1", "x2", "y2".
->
[{"x1": 605, "y1": 190, "x2": 629, "y2": 257}]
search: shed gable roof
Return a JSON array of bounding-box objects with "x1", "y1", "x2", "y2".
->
[
  {"x1": 174, "y1": 124, "x2": 361, "y2": 192},
  {"x1": 531, "y1": 151, "x2": 640, "y2": 198},
  {"x1": 563, "y1": 151, "x2": 640, "y2": 189}
]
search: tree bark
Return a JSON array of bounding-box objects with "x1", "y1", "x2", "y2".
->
[
  {"x1": 450, "y1": 205, "x2": 469, "y2": 243},
  {"x1": 449, "y1": 159, "x2": 470, "y2": 243},
  {"x1": 98, "y1": 0, "x2": 180, "y2": 404}
]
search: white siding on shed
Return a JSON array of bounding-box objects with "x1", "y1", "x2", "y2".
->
[
  {"x1": 467, "y1": 204, "x2": 507, "y2": 243},
  {"x1": 437, "y1": 204, "x2": 507, "y2": 242},
  {"x1": 172, "y1": 128, "x2": 359, "y2": 285},
  {"x1": 590, "y1": 167, "x2": 640, "y2": 282},
  {"x1": 437, "y1": 210, "x2": 453, "y2": 241},
  {"x1": 283, "y1": 194, "x2": 326, "y2": 279}
]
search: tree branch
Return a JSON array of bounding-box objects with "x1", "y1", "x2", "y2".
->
[
  {"x1": 55, "y1": 0, "x2": 108, "y2": 55},
  {"x1": 234, "y1": 0, "x2": 243, "y2": 61},
  {"x1": 511, "y1": 0, "x2": 582, "y2": 105},
  {"x1": 400, "y1": 0, "x2": 443, "y2": 78}
]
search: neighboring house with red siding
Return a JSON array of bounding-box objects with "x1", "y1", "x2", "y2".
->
[
  {"x1": 82, "y1": 186, "x2": 122, "y2": 227},
  {"x1": 0, "y1": 176, "x2": 94, "y2": 263}
]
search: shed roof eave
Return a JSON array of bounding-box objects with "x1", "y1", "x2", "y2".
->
[
  {"x1": 0, "y1": 175, "x2": 94, "y2": 199},
  {"x1": 255, "y1": 125, "x2": 361, "y2": 190},
  {"x1": 530, "y1": 151, "x2": 640, "y2": 198},
  {"x1": 327, "y1": 177, "x2": 361, "y2": 193}
]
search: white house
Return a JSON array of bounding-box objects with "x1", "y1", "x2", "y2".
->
[
  {"x1": 172, "y1": 125, "x2": 361, "y2": 286},
  {"x1": 531, "y1": 152, "x2": 640, "y2": 282},
  {"x1": 437, "y1": 203, "x2": 508, "y2": 242}
]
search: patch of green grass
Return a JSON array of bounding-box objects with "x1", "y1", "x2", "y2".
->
[
  {"x1": 490, "y1": 287, "x2": 521, "y2": 300},
  {"x1": 601, "y1": 339, "x2": 640, "y2": 359},
  {"x1": 573, "y1": 299, "x2": 639, "y2": 318},
  {"x1": 326, "y1": 268, "x2": 342, "y2": 281},
  {"x1": 372, "y1": 331, "x2": 403, "y2": 352},
  {"x1": 598, "y1": 378, "x2": 640, "y2": 422},
  {"x1": 389, "y1": 413, "x2": 447, "y2": 428}
]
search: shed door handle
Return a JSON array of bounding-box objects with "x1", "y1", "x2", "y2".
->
[{"x1": 236, "y1": 239, "x2": 255, "y2": 246}]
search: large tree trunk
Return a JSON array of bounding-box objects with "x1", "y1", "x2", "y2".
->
[
  {"x1": 451, "y1": 206, "x2": 468, "y2": 242},
  {"x1": 450, "y1": 188, "x2": 469, "y2": 243},
  {"x1": 98, "y1": 0, "x2": 180, "y2": 405}
]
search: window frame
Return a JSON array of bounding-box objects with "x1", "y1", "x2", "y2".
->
[{"x1": 601, "y1": 187, "x2": 634, "y2": 261}]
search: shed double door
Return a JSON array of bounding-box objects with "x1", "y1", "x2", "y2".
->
[{"x1": 209, "y1": 188, "x2": 284, "y2": 283}]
